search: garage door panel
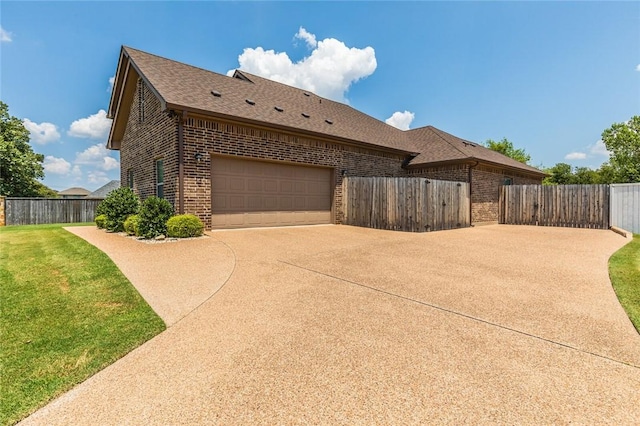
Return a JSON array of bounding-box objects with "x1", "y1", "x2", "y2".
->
[{"x1": 212, "y1": 157, "x2": 331, "y2": 229}]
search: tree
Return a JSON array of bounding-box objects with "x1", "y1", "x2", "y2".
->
[
  {"x1": 0, "y1": 101, "x2": 51, "y2": 196},
  {"x1": 601, "y1": 116, "x2": 640, "y2": 183},
  {"x1": 543, "y1": 162, "x2": 573, "y2": 185},
  {"x1": 543, "y1": 162, "x2": 623, "y2": 185},
  {"x1": 484, "y1": 138, "x2": 531, "y2": 164}
]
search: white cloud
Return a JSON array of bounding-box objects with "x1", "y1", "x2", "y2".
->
[
  {"x1": 636, "y1": 64, "x2": 640, "y2": 72},
  {"x1": 71, "y1": 165, "x2": 82, "y2": 178},
  {"x1": 564, "y1": 152, "x2": 587, "y2": 160},
  {"x1": 87, "y1": 170, "x2": 109, "y2": 185},
  {"x1": 228, "y1": 27, "x2": 377, "y2": 101},
  {"x1": 102, "y1": 156, "x2": 119, "y2": 171},
  {"x1": 589, "y1": 140, "x2": 610, "y2": 157},
  {"x1": 75, "y1": 144, "x2": 118, "y2": 171},
  {"x1": 43, "y1": 156, "x2": 71, "y2": 175},
  {"x1": 0, "y1": 26, "x2": 12, "y2": 43},
  {"x1": 295, "y1": 27, "x2": 317, "y2": 48},
  {"x1": 23, "y1": 119, "x2": 61, "y2": 144},
  {"x1": 108, "y1": 76, "x2": 115, "y2": 92},
  {"x1": 68, "y1": 110, "x2": 111, "y2": 139},
  {"x1": 385, "y1": 111, "x2": 415, "y2": 130}
]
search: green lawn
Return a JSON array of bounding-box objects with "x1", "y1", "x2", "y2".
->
[
  {"x1": 0, "y1": 224, "x2": 165, "y2": 425},
  {"x1": 609, "y1": 234, "x2": 640, "y2": 333}
]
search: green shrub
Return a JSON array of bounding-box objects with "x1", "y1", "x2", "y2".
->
[
  {"x1": 123, "y1": 214, "x2": 141, "y2": 236},
  {"x1": 138, "y1": 196, "x2": 174, "y2": 238},
  {"x1": 96, "y1": 187, "x2": 140, "y2": 232},
  {"x1": 166, "y1": 214, "x2": 204, "y2": 238},
  {"x1": 95, "y1": 214, "x2": 107, "y2": 229}
]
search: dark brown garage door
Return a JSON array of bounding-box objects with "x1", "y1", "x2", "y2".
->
[{"x1": 211, "y1": 156, "x2": 332, "y2": 229}]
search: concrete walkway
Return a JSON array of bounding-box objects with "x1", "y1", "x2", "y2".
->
[{"x1": 22, "y1": 225, "x2": 640, "y2": 424}]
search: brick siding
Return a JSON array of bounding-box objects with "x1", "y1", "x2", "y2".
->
[{"x1": 119, "y1": 79, "x2": 178, "y2": 208}]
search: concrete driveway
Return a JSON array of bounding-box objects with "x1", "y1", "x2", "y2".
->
[{"x1": 22, "y1": 225, "x2": 640, "y2": 424}]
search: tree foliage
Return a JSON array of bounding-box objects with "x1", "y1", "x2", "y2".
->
[
  {"x1": 601, "y1": 116, "x2": 640, "y2": 183},
  {"x1": 543, "y1": 162, "x2": 623, "y2": 185},
  {"x1": 484, "y1": 138, "x2": 531, "y2": 165},
  {"x1": 0, "y1": 101, "x2": 51, "y2": 196}
]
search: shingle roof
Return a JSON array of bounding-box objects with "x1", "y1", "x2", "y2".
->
[
  {"x1": 406, "y1": 126, "x2": 545, "y2": 174},
  {"x1": 86, "y1": 180, "x2": 120, "y2": 199},
  {"x1": 57, "y1": 187, "x2": 91, "y2": 196},
  {"x1": 122, "y1": 47, "x2": 409, "y2": 153},
  {"x1": 111, "y1": 46, "x2": 545, "y2": 177}
]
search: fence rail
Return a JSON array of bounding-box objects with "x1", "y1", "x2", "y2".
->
[
  {"x1": 4, "y1": 198, "x2": 102, "y2": 226},
  {"x1": 499, "y1": 184, "x2": 609, "y2": 229},
  {"x1": 342, "y1": 177, "x2": 470, "y2": 232}
]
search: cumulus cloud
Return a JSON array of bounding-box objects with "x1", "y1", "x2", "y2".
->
[
  {"x1": 228, "y1": 27, "x2": 377, "y2": 101},
  {"x1": 23, "y1": 119, "x2": 61, "y2": 144},
  {"x1": 68, "y1": 110, "x2": 111, "y2": 139},
  {"x1": 75, "y1": 144, "x2": 119, "y2": 171},
  {"x1": 43, "y1": 156, "x2": 71, "y2": 175},
  {"x1": 108, "y1": 76, "x2": 115, "y2": 92},
  {"x1": 0, "y1": 26, "x2": 12, "y2": 42},
  {"x1": 87, "y1": 170, "x2": 110, "y2": 185},
  {"x1": 589, "y1": 140, "x2": 610, "y2": 157},
  {"x1": 385, "y1": 111, "x2": 415, "y2": 130},
  {"x1": 636, "y1": 64, "x2": 640, "y2": 72},
  {"x1": 564, "y1": 152, "x2": 587, "y2": 160},
  {"x1": 295, "y1": 27, "x2": 317, "y2": 48}
]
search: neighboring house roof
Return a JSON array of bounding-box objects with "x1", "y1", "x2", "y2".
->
[
  {"x1": 86, "y1": 180, "x2": 120, "y2": 199},
  {"x1": 108, "y1": 46, "x2": 545, "y2": 178},
  {"x1": 57, "y1": 187, "x2": 91, "y2": 197}
]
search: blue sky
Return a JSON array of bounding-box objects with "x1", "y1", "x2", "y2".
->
[{"x1": 2, "y1": 1, "x2": 639, "y2": 191}]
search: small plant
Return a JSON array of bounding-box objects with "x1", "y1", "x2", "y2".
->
[
  {"x1": 123, "y1": 214, "x2": 141, "y2": 236},
  {"x1": 96, "y1": 187, "x2": 140, "y2": 232},
  {"x1": 95, "y1": 214, "x2": 107, "y2": 229},
  {"x1": 138, "y1": 196, "x2": 174, "y2": 238},
  {"x1": 166, "y1": 214, "x2": 204, "y2": 238}
]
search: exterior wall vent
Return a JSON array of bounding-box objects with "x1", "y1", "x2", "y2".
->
[
  {"x1": 301, "y1": 112, "x2": 310, "y2": 118},
  {"x1": 303, "y1": 92, "x2": 310, "y2": 97},
  {"x1": 325, "y1": 119, "x2": 333, "y2": 124},
  {"x1": 211, "y1": 90, "x2": 221, "y2": 97},
  {"x1": 245, "y1": 99, "x2": 255, "y2": 105},
  {"x1": 274, "y1": 106, "x2": 284, "y2": 112}
]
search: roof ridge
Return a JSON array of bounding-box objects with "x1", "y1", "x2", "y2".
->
[
  {"x1": 425, "y1": 126, "x2": 472, "y2": 159},
  {"x1": 123, "y1": 46, "x2": 235, "y2": 81}
]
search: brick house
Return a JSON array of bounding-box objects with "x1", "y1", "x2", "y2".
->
[{"x1": 107, "y1": 46, "x2": 544, "y2": 229}]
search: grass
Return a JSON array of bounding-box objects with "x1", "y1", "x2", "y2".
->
[
  {"x1": 609, "y1": 234, "x2": 640, "y2": 333},
  {"x1": 0, "y1": 224, "x2": 165, "y2": 425}
]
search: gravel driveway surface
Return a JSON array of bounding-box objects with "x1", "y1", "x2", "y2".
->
[{"x1": 21, "y1": 225, "x2": 640, "y2": 424}]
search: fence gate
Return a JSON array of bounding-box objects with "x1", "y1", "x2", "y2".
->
[
  {"x1": 342, "y1": 177, "x2": 470, "y2": 232},
  {"x1": 499, "y1": 184, "x2": 609, "y2": 229}
]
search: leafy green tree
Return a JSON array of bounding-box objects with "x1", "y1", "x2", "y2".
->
[
  {"x1": 601, "y1": 116, "x2": 640, "y2": 183},
  {"x1": 543, "y1": 162, "x2": 573, "y2": 185},
  {"x1": 0, "y1": 101, "x2": 52, "y2": 196},
  {"x1": 572, "y1": 167, "x2": 600, "y2": 184},
  {"x1": 485, "y1": 138, "x2": 531, "y2": 165}
]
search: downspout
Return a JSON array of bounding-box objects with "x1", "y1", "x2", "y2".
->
[
  {"x1": 177, "y1": 110, "x2": 187, "y2": 214},
  {"x1": 468, "y1": 161, "x2": 479, "y2": 226}
]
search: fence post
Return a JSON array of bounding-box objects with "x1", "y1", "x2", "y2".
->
[{"x1": 0, "y1": 196, "x2": 5, "y2": 226}]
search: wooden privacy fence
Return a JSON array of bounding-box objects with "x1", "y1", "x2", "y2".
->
[
  {"x1": 4, "y1": 198, "x2": 102, "y2": 226},
  {"x1": 342, "y1": 177, "x2": 470, "y2": 232},
  {"x1": 499, "y1": 184, "x2": 609, "y2": 229}
]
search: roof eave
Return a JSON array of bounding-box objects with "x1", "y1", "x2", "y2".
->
[{"x1": 408, "y1": 157, "x2": 547, "y2": 178}]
